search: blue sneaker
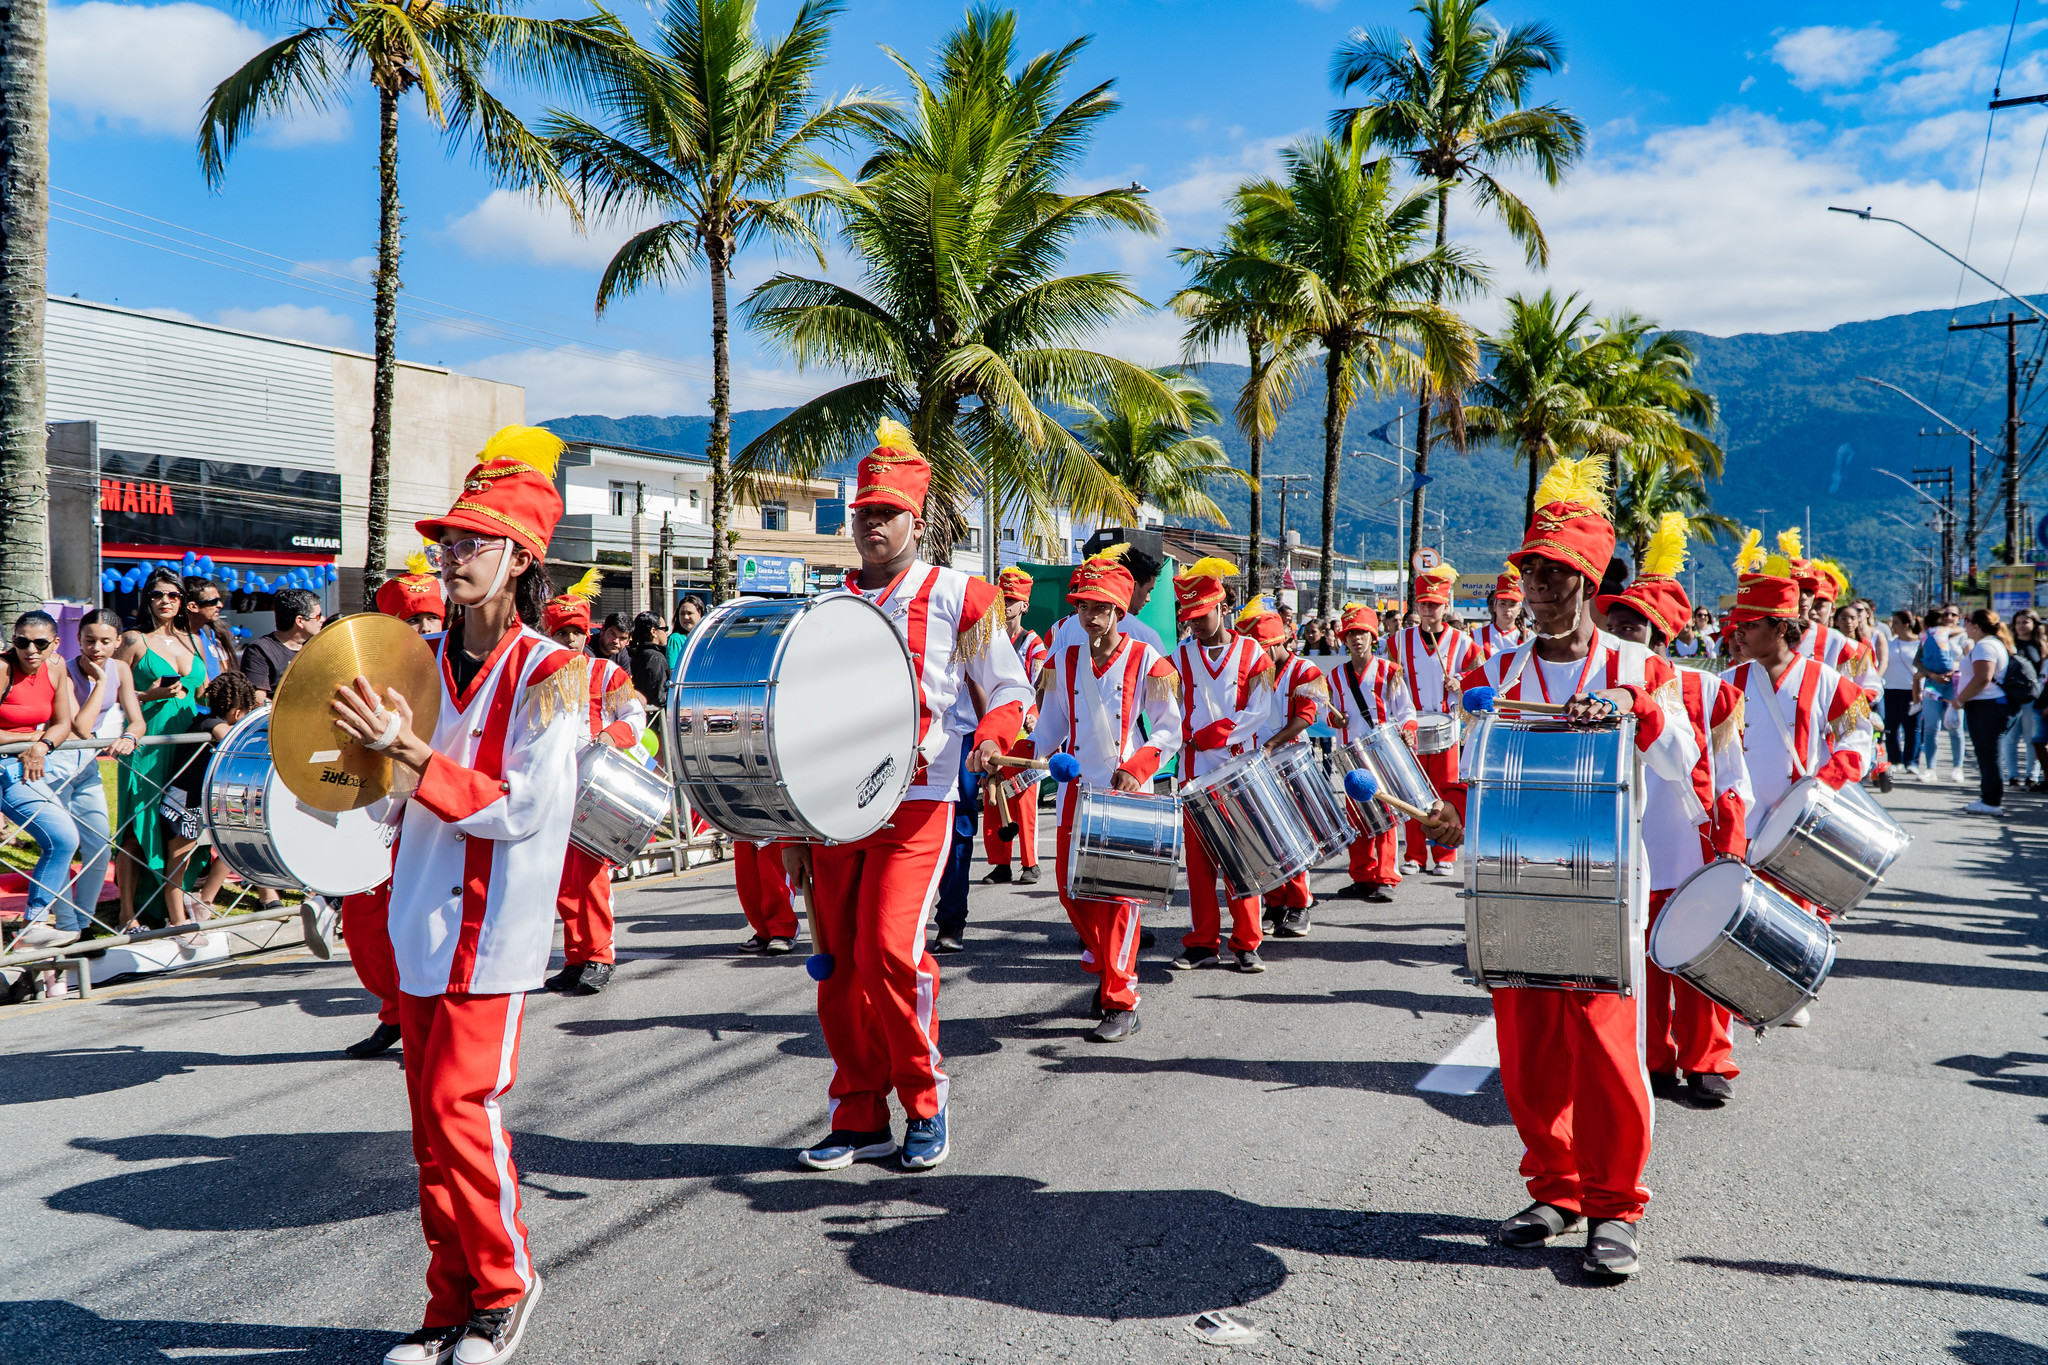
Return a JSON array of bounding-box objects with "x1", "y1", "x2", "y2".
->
[
  {"x1": 796, "y1": 1128, "x2": 895, "y2": 1171},
  {"x1": 901, "y1": 1107, "x2": 950, "y2": 1169}
]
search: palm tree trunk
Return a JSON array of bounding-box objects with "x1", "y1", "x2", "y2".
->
[
  {"x1": 1245, "y1": 332, "x2": 1264, "y2": 597},
  {"x1": 0, "y1": 0, "x2": 50, "y2": 617},
  {"x1": 1407, "y1": 186, "x2": 1450, "y2": 609},
  {"x1": 364, "y1": 85, "x2": 401, "y2": 610},
  {"x1": 1318, "y1": 345, "x2": 1343, "y2": 620},
  {"x1": 707, "y1": 239, "x2": 734, "y2": 604},
  {"x1": 1524, "y1": 443, "x2": 1540, "y2": 528}
]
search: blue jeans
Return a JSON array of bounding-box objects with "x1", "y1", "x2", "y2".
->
[
  {"x1": 51, "y1": 760, "x2": 111, "y2": 932},
  {"x1": 1918, "y1": 695, "x2": 1964, "y2": 770},
  {"x1": 2000, "y1": 705, "x2": 2041, "y2": 785},
  {"x1": 0, "y1": 757, "x2": 82, "y2": 922}
]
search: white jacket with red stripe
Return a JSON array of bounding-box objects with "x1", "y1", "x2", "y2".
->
[
  {"x1": 581, "y1": 655, "x2": 647, "y2": 749},
  {"x1": 1173, "y1": 632, "x2": 1268, "y2": 781},
  {"x1": 386, "y1": 626, "x2": 584, "y2": 996},
  {"x1": 1324, "y1": 655, "x2": 1417, "y2": 743}
]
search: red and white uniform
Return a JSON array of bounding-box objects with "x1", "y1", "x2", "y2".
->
[
  {"x1": 1454, "y1": 634, "x2": 1699, "y2": 1224},
  {"x1": 1643, "y1": 665, "x2": 1753, "y2": 1081},
  {"x1": 554, "y1": 655, "x2": 648, "y2": 967},
  {"x1": 1797, "y1": 621, "x2": 1863, "y2": 674},
  {"x1": 812, "y1": 561, "x2": 1033, "y2": 1131},
  {"x1": 1382, "y1": 623, "x2": 1487, "y2": 864},
  {"x1": 735, "y1": 839, "x2": 796, "y2": 940},
  {"x1": 983, "y1": 627, "x2": 1049, "y2": 871},
  {"x1": 1471, "y1": 621, "x2": 1526, "y2": 655},
  {"x1": 1325, "y1": 655, "x2": 1416, "y2": 889},
  {"x1": 1175, "y1": 631, "x2": 1271, "y2": 954},
  {"x1": 1248, "y1": 651, "x2": 1326, "y2": 910},
  {"x1": 1033, "y1": 636, "x2": 1182, "y2": 1010},
  {"x1": 384, "y1": 624, "x2": 583, "y2": 1325},
  {"x1": 1722, "y1": 654, "x2": 1873, "y2": 848}
]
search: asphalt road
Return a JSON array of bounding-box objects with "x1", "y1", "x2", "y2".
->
[{"x1": 3, "y1": 777, "x2": 2045, "y2": 1364}]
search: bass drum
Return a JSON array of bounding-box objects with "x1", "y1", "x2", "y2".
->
[
  {"x1": 667, "y1": 594, "x2": 920, "y2": 844},
  {"x1": 215, "y1": 710, "x2": 394, "y2": 896}
]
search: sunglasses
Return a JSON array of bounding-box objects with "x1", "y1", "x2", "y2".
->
[
  {"x1": 146, "y1": 589, "x2": 183, "y2": 602},
  {"x1": 12, "y1": 636, "x2": 52, "y2": 652},
  {"x1": 424, "y1": 536, "x2": 506, "y2": 570},
  {"x1": 191, "y1": 597, "x2": 223, "y2": 609}
]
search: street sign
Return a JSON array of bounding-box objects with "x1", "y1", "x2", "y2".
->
[
  {"x1": 1412, "y1": 547, "x2": 1441, "y2": 573},
  {"x1": 1990, "y1": 564, "x2": 2036, "y2": 616},
  {"x1": 737, "y1": 553, "x2": 807, "y2": 595}
]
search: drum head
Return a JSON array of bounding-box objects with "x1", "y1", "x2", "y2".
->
[
  {"x1": 1184, "y1": 747, "x2": 1266, "y2": 795},
  {"x1": 262, "y1": 764, "x2": 391, "y2": 895},
  {"x1": 1753, "y1": 777, "x2": 1819, "y2": 859},
  {"x1": 768, "y1": 594, "x2": 920, "y2": 842},
  {"x1": 1650, "y1": 860, "x2": 1749, "y2": 970}
]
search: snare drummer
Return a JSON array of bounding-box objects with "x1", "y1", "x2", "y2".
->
[
  {"x1": 1325, "y1": 604, "x2": 1416, "y2": 903},
  {"x1": 1237, "y1": 601, "x2": 1326, "y2": 936},
  {"x1": 1594, "y1": 515, "x2": 1753, "y2": 1106},
  {"x1": 1470, "y1": 564, "x2": 1527, "y2": 655},
  {"x1": 783, "y1": 422, "x2": 1034, "y2": 1173},
  {"x1": 1029, "y1": 551, "x2": 1182, "y2": 1040},
  {"x1": 541, "y1": 569, "x2": 649, "y2": 995},
  {"x1": 1383, "y1": 562, "x2": 1488, "y2": 876},
  {"x1": 982, "y1": 565, "x2": 1047, "y2": 886}
]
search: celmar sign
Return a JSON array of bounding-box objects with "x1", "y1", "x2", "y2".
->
[{"x1": 738, "y1": 553, "x2": 806, "y2": 595}]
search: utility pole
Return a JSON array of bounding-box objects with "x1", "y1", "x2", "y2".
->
[
  {"x1": 1948, "y1": 313, "x2": 2036, "y2": 568},
  {"x1": 1263, "y1": 473, "x2": 1311, "y2": 596},
  {"x1": 1913, "y1": 466, "x2": 1957, "y2": 593}
]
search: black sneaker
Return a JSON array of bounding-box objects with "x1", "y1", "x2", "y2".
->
[
  {"x1": 1336, "y1": 882, "x2": 1369, "y2": 899},
  {"x1": 569, "y1": 962, "x2": 612, "y2": 995},
  {"x1": 1274, "y1": 908, "x2": 1311, "y2": 938},
  {"x1": 1170, "y1": 946, "x2": 1219, "y2": 971},
  {"x1": 762, "y1": 937, "x2": 793, "y2": 956},
  {"x1": 542, "y1": 964, "x2": 583, "y2": 993},
  {"x1": 346, "y1": 1022, "x2": 403, "y2": 1059},
  {"x1": 1876, "y1": 769, "x2": 1895, "y2": 794},
  {"x1": 1583, "y1": 1218, "x2": 1640, "y2": 1277},
  {"x1": 1018, "y1": 865, "x2": 1040, "y2": 885},
  {"x1": 1648, "y1": 1071, "x2": 1681, "y2": 1099},
  {"x1": 1686, "y1": 1071, "x2": 1734, "y2": 1106},
  {"x1": 1092, "y1": 1009, "x2": 1141, "y2": 1042},
  {"x1": 1089, "y1": 983, "x2": 1106, "y2": 1019},
  {"x1": 1138, "y1": 928, "x2": 1155, "y2": 950},
  {"x1": 737, "y1": 935, "x2": 769, "y2": 954},
  {"x1": 932, "y1": 933, "x2": 965, "y2": 954},
  {"x1": 980, "y1": 865, "x2": 1013, "y2": 885},
  {"x1": 452, "y1": 1279, "x2": 541, "y2": 1364},
  {"x1": 797, "y1": 1127, "x2": 897, "y2": 1170},
  {"x1": 1498, "y1": 1201, "x2": 1585, "y2": 1249},
  {"x1": 1365, "y1": 887, "x2": 1394, "y2": 903},
  {"x1": 383, "y1": 1324, "x2": 461, "y2": 1365},
  {"x1": 1233, "y1": 948, "x2": 1265, "y2": 973}
]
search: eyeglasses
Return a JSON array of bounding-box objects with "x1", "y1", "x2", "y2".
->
[
  {"x1": 146, "y1": 589, "x2": 183, "y2": 602},
  {"x1": 424, "y1": 537, "x2": 506, "y2": 570},
  {"x1": 192, "y1": 597, "x2": 223, "y2": 609},
  {"x1": 12, "y1": 637, "x2": 51, "y2": 652}
]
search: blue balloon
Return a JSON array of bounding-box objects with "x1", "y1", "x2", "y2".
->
[
  {"x1": 182, "y1": 551, "x2": 197, "y2": 566},
  {"x1": 325, "y1": 565, "x2": 339, "y2": 584},
  {"x1": 198, "y1": 556, "x2": 214, "y2": 574},
  {"x1": 805, "y1": 953, "x2": 835, "y2": 982},
  {"x1": 1048, "y1": 752, "x2": 1082, "y2": 784},
  {"x1": 1343, "y1": 767, "x2": 1381, "y2": 804}
]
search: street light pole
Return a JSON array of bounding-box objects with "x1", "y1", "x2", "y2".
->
[{"x1": 1829, "y1": 207, "x2": 2048, "y2": 328}]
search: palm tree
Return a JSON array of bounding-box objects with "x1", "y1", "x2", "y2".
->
[
  {"x1": 1612, "y1": 446, "x2": 1738, "y2": 565},
  {"x1": 1331, "y1": 0, "x2": 1585, "y2": 601},
  {"x1": 1171, "y1": 224, "x2": 1312, "y2": 594},
  {"x1": 1068, "y1": 370, "x2": 1252, "y2": 527},
  {"x1": 736, "y1": 7, "x2": 1180, "y2": 565},
  {"x1": 1234, "y1": 140, "x2": 1480, "y2": 617},
  {"x1": 1585, "y1": 314, "x2": 1721, "y2": 499},
  {"x1": 200, "y1": 0, "x2": 636, "y2": 604},
  {"x1": 546, "y1": 0, "x2": 884, "y2": 605},
  {"x1": 0, "y1": 0, "x2": 49, "y2": 615},
  {"x1": 1464, "y1": 290, "x2": 1621, "y2": 524}
]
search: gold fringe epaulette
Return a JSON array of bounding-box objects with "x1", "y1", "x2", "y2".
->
[
  {"x1": 1246, "y1": 653, "x2": 1276, "y2": 687},
  {"x1": 953, "y1": 605, "x2": 998, "y2": 665},
  {"x1": 527, "y1": 661, "x2": 589, "y2": 731},
  {"x1": 1711, "y1": 688, "x2": 1745, "y2": 755},
  {"x1": 1649, "y1": 674, "x2": 1682, "y2": 714},
  {"x1": 1147, "y1": 666, "x2": 1180, "y2": 706},
  {"x1": 1832, "y1": 691, "x2": 1873, "y2": 735},
  {"x1": 1297, "y1": 675, "x2": 1329, "y2": 702}
]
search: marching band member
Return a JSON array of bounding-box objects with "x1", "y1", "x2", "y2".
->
[
  {"x1": 1045, "y1": 543, "x2": 1169, "y2": 656},
  {"x1": 1030, "y1": 551, "x2": 1182, "y2": 1040},
  {"x1": 1446, "y1": 456, "x2": 1700, "y2": 1280},
  {"x1": 733, "y1": 836, "x2": 797, "y2": 954},
  {"x1": 784, "y1": 422, "x2": 1033, "y2": 1173},
  {"x1": 329, "y1": 425, "x2": 583, "y2": 1365},
  {"x1": 1470, "y1": 563, "x2": 1527, "y2": 655},
  {"x1": 982, "y1": 565, "x2": 1046, "y2": 885},
  {"x1": 1382, "y1": 562, "x2": 1488, "y2": 875},
  {"x1": 1594, "y1": 516, "x2": 1753, "y2": 1106},
  {"x1": 341, "y1": 551, "x2": 450, "y2": 1060},
  {"x1": 1324, "y1": 604, "x2": 1416, "y2": 903},
  {"x1": 1170, "y1": 558, "x2": 1272, "y2": 972},
  {"x1": 1239, "y1": 601, "x2": 1326, "y2": 937},
  {"x1": 540, "y1": 570, "x2": 648, "y2": 994},
  {"x1": 1779, "y1": 530, "x2": 1861, "y2": 672}
]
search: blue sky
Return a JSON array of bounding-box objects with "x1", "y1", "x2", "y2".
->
[{"x1": 45, "y1": 0, "x2": 2048, "y2": 419}]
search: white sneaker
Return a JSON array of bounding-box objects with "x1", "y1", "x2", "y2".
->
[
  {"x1": 1953, "y1": 768, "x2": 1972, "y2": 784},
  {"x1": 1781, "y1": 1005, "x2": 1812, "y2": 1028},
  {"x1": 453, "y1": 1279, "x2": 542, "y2": 1364},
  {"x1": 15, "y1": 923, "x2": 80, "y2": 949},
  {"x1": 1963, "y1": 800, "x2": 2008, "y2": 817},
  {"x1": 383, "y1": 1327, "x2": 459, "y2": 1365}
]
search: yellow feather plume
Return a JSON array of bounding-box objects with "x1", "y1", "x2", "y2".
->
[
  {"x1": 1818, "y1": 558, "x2": 1851, "y2": 596},
  {"x1": 1094, "y1": 542, "x2": 1133, "y2": 562},
  {"x1": 1640, "y1": 512, "x2": 1689, "y2": 578},
  {"x1": 478, "y1": 424, "x2": 565, "y2": 478},
  {"x1": 1777, "y1": 527, "x2": 1803, "y2": 559},
  {"x1": 1529, "y1": 455, "x2": 1610, "y2": 518},
  {"x1": 1235, "y1": 597, "x2": 1273, "y2": 626},
  {"x1": 1343, "y1": 601, "x2": 1367, "y2": 613},
  {"x1": 1179, "y1": 555, "x2": 1239, "y2": 581},
  {"x1": 565, "y1": 567, "x2": 604, "y2": 602},
  {"x1": 874, "y1": 417, "x2": 918, "y2": 456},
  {"x1": 1498, "y1": 560, "x2": 1521, "y2": 580},
  {"x1": 1420, "y1": 560, "x2": 1457, "y2": 581},
  {"x1": 404, "y1": 549, "x2": 433, "y2": 577},
  {"x1": 1761, "y1": 553, "x2": 1795, "y2": 578},
  {"x1": 1731, "y1": 528, "x2": 1764, "y2": 576}
]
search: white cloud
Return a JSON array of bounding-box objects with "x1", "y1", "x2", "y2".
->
[
  {"x1": 446, "y1": 189, "x2": 666, "y2": 271},
  {"x1": 1770, "y1": 25, "x2": 1899, "y2": 91},
  {"x1": 294, "y1": 255, "x2": 377, "y2": 285},
  {"x1": 463, "y1": 345, "x2": 835, "y2": 420},
  {"x1": 49, "y1": 2, "x2": 345, "y2": 142},
  {"x1": 216, "y1": 303, "x2": 356, "y2": 347}
]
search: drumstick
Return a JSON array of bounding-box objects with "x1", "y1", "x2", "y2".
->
[
  {"x1": 1342, "y1": 767, "x2": 1434, "y2": 823},
  {"x1": 986, "y1": 754, "x2": 1051, "y2": 770},
  {"x1": 1460, "y1": 685, "x2": 1576, "y2": 717}
]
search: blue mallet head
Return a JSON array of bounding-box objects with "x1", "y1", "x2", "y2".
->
[
  {"x1": 805, "y1": 953, "x2": 834, "y2": 982},
  {"x1": 1048, "y1": 752, "x2": 1082, "y2": 784},
  {"x1": 1343, "y1": 766, "x2": 1381, "y2": 804},
  {"x1": 1461, "y1": 685, "x2": 1497, "y2": 715}
]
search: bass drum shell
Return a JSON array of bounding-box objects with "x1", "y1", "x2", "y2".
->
[
  {"x1": 211, "y1": 710, "x2": 394, "y2": 896},
  {"x1": 1650, "y1": 858, "x2": 1836, "y2": 1029},
  {"x1": 1181, "y1": 749, "x2": 1316, "y2": 899},
  {"x1": 1268, "y1": 742, "x2": 1349, "y2": 860},
  {"x1": 1071, "y1": 785, "x2": 1183, "y2": 907},
  {"x1": 571, "y1": 743, "x2": 674, "y2": 865},
  {"x1": 1336, "y1": 740, "x2": 1397, "y2": 836},
  {"x1": 1749, "y1": 777, "x2": 1910, "y2": 916},
  {"x1": 667, "y1": 594, "x2": 920, "y2": 844}
]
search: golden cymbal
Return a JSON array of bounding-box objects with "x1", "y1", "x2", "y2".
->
[{"x1": 269, "y1": 613, "x2": 443, "y2": 811}]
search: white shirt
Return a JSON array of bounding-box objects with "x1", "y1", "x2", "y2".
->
[{"x1": 1967, "y1": 636, "x2": 2010, "y2": 702}]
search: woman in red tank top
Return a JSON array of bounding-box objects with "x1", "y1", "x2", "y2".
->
[{"x1": 1, "y1": 610, "x2": 84, "y2": 951}]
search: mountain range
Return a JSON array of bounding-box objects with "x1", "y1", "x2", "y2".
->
[{"x1": 545, "y1": 294, "x2": 2048, "y2": 610}]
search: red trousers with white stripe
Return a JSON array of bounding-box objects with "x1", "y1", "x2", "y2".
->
[
  {"x1": 554, "y1": 845, "x2": 615, "y2": 966},
  {"x1": 1347, "y1": 824, "x2": 1401, "y2": 888},
  {"x1": 736, "y1": 841, "x2": 797, "y2": 940},
  {"x1": 1262, "y1": 871, "x2": 1312, "y2": 911},
  {"x1": 1182, "y1": 815, "x2": 1262, "y2": 953},
  {"x1": 399, "y1": 990, "x2": 534, "y2": 1326},
  {"x1": 341, "y1": 883, "x2": 398, "y2": 1029},
  {"x1": 1494, "y1": 985, "x2": 1653, "y2": 1222},
  {"x1": 1055, "y1": 795, "x2": 1142, "y2": 1010},
  {"x1": 809, "y1": 799, "x2": 951, "y2": 1130},
  {"x1": 1405, "y1": 746, "x2": 1459, "y2": 864},
  {"x1": 981, "y1": 778, "x2": 1041, "y2": 868},
  {"x1": 1644, "y1": 889, "x2": 1738, "y2": 1078}
]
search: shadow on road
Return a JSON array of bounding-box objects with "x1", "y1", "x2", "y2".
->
[
  {"x1": 0, "y1": 1046, "x2": 339, "y2": 1106},
  {"x1": 1203, "y1": 986, "x2": 1490, "y2": 1019},
  {"x1": 1682, "y1": 1255, "x2": 2048, "y2": 1308},
  {"x1": 1950, "y1": 1330, "x2": 2048, "y2": 1363},
  {"x1": 0, "y1": 1299, "x2": 395, "y2": 1365}
]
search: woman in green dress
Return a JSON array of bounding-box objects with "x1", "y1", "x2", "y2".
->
[{"x1": 113, "y1": 568, "x2": 208, "y2": 932}]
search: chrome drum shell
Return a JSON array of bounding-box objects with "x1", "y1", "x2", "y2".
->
[
  {"x1": 1268, "y1": 742, "x2": 1350, "y2": 860},
  {"x1": 1352, "y1": 722, "x2": 1440, "y2": 815},
  {"x1": 1071, "y1": 784, "x2": 1183, "y2": 907},
  {"x1": 1749, "y1": 777, "x2": 1910, "y2": 916},
  {"x1": 1181, "y1": 749, "x2": 1317, "y2": 899},
  {"x1": 1412, "y1": 713, "x2": 1457, "y2": 754},
  {"x1": 571, "y1": 743, "x2": 675, "y2": 865},
  {"x1": 1335, "y1": 740, "x2": 1397, "y2": 836},
  {"x1": 1651, "y1": 858, "x2": 1836, "y2": 1029},
  {"x1": 215, "y1": 710, "x2": 394, "y2": 896}
]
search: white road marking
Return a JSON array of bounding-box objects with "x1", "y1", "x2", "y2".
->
[{"x1": 1415, "y1": 1016, "x2": 1498, "y2": 1095}]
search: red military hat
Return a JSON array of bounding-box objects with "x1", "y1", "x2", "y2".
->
[
  {"x1": 997, "y1": 565, "x2": 1035, "y2": 604},
  {"x1": 1811, "y1": 558, "x2": 1848, "y2": 603},
  {"x1": 1723, "y1": 529, "x2": 1803, "y2": 624},
  {"x1": 1067, "y1": 548, "x2": 1134, "y2": 612},
  {"x1": 542, "y1": 567, "x2": 604, "y2": 636},
  {"x1": 1235, "y1": 599, "x2": 1288, "y2": 645},
  {"x1": 418, "y1": 425, "x2": 566, "y2": 559},
  {"x1": 1414, "y1": 562, "x2": 1457, "y2": 606},
  {"x1": 1173, "y1": 556, "x2": 1238, "y2": 622},
  {"x1": 374, "y1": 548, "x2": 445, "y2": 622},
  {"x1": 1493, "y1": 561, "x2": 1524, "y2": 602},
  {"x1": 1594, "y1": 513, "x2": 1692, "y2": 640},
  {"x1": 849, "y1": 419, "x2": 930, "y2": 514},
  {"x1": 1338, "y1": 603, "x2": 1380, "y2": 637},
  {"x1": 1508, "y1": 456, "x2": 1616, "y2": 583}
]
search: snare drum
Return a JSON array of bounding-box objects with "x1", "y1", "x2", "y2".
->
[
  {"x1": 1335, "y1": 740, "x2": 1397, "y2": 836},
  {"x1": 667, "y1": 594, "x2": 920, "y2": 843},
  {"x1": 1650, "y1": 858, "x2": 1835, "y2": 1029},
  {"x1": 214, "y1": 711, "x2": 394, "y2": 896},
  {"x1": 571, "y1": 743, "x2": 674, "y2": 865},
  {"x1": 1268, "y1": 742, "x2": 1349, "y2": 860},
  {"x1": 1413, "y1": 713, "x2": 1457, "y2": 754},
  {"x1": 1181, "y1": 749, "x2": 1318, "y2": 898},
  {"x1": 1352, "y1": 722, "x2": 1439, "y2": 814},
  {"x1": 1462, "y1": 715, "x2": 1636, "y2": 993},
  {"x1": 1748, "y1": 777, "x2": 1910, "y2": 916},
  {"x1": 1070, "y1": 784, "x2": 1183, "y2": 906}
]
